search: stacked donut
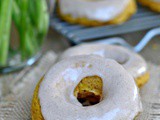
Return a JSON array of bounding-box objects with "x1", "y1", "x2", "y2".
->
[
  {"x1": 31, "y1": 44, "x2": 149, "y2": 120},
  {"x1": 138, "y1": 0, "x2": 160, "y2": 12},
  {"x1": 60, "y1": 43, "x2": 149, "y2": 87},
  {"x1": 55, "y1": 0, "x2": 160, "y2": 26},
  {"x1": 58, "y1": 0, "x2": 137, "y2": 26}
]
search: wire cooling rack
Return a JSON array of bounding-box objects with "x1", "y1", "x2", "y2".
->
[{"x1": 50, "y1": 4, "x2": 160, "y2": 49}]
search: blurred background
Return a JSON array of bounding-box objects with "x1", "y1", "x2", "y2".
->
[{"x1": 0, "y1": 0, "x2": 160, "y2": 74}]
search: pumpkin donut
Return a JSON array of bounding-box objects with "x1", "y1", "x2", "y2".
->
[
  {"x1": 60, "y1": 44, "x2": 149, "y2": 87},
  {"x1": 31, "y1": 55, "x2": 142, "y2": 120},
  {"x1": 58, "y1": 0, "x2": 137, "y2": 26},
  {"x1": 138, "y1": 0, "x2": 160, "y2": 12}
]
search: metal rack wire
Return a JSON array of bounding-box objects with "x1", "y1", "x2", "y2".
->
[{"x1": 50, "y1": 5, "x2": 160, "y2": 52}]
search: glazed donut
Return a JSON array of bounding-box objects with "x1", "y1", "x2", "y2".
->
[
  {"x1": 32, "y1": 55, "x2": 142, "y2": 120},
  {"x1": 60, "y1": 44, "x2": 149, "y2": 87},
  {"x1": 138, "y1": 0, "x2": 160, "y2": 12},
  {"x1": 58, "y1": 0, "x2": 137, "y2": 26}
]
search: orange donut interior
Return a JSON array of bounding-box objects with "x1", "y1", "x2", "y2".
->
[{"x1": 74, "y1": 76, "x2": 103, "y2": 106}]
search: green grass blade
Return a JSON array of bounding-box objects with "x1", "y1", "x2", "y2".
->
[{"x1": 0, "y1": 0, "x2": 13, "y2": 66}]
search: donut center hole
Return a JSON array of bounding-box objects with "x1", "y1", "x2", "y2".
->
[
  {"x1": 113, "y1": 52, "x2": 129, "y2": 65},
  {"x1": 74, "y1": 76, "x2": 103, "y2": 107}
]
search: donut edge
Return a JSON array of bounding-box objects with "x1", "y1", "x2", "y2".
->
[
  {"x1": 30, "y1": 74, "x2": 146, "y2": 120},
  {"x1": 57, "y1": 0, "x2": 137, "y2": 26},
  {"x1": 31, "y1": 77, "x2": 44, "y2": 120},
  {"x1": 135, "y1": 72, "x2": 150, "y2": 88},
  {"x1": 138, "y1": 0, "x2": 160, "y2": 12}
]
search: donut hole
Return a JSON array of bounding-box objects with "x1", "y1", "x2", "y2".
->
[
  {"x1": 116, "y1": 57, "x2": 129, "y2": 65},
  {"x1": 93, "y1": 49, "x2": 129, "y2": 65},
  {"x1": 74, "y1": 76, "x2": 103, "y2": 106},
  {"x1": 107, "y1": 52, "x2": 129, "y2": 65},
  {"x1": 77, "y1": 91, "x2": 101, "y2": 106}
]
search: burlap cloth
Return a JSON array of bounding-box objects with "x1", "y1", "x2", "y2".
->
[{"x1": 0, "y1": 51, "x2": 160, "y2": 120}]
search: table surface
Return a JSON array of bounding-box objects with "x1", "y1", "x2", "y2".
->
[{"x1": 45, "y1": 28, "x2": 160, "y2": 65}]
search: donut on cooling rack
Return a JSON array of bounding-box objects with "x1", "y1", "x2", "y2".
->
[
  {"x1": 138, "y1": 0, "x2": 160, "y2": 12},
  {"x1": 57, "y1": 0, "x2": 137, "y2": 26},
  {"x1": 31, "y1": 55, "x2": 142, "y2": 120},
  {"x1": 60, "y1": 44, "x2": 150, "y2": 87}
]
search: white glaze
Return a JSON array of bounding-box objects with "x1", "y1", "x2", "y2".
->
[
  {"x1": 39, "y1": 55, "x2": 142, "y2": 120},
  {"x1": 60, "y1": 44, "x2": 147, "y2": 78},
  {"x1": 59, "y1": 0, "x2": 130, "y2": 21}
]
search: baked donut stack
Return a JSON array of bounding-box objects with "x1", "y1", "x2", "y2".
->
[
  {"x1": 138, "y1": 0, "x2": 160, "y2": 12},
  {"x1": 58, "y1": 0, "x2": 137, "y2": 26},
  {"x1": 54, "y1": 0, "x2": 160, "y2": 26},
  {"x1": 31, "y1": 44, "x2": 149, "y2": 120},
  {"x1": 60, "y1": 44, "x2": 149, "y2": 87}
]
